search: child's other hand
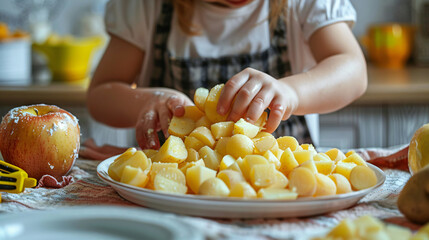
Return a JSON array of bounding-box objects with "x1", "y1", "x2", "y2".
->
[
  {"x1": 135, "y1": 89, "x2": 193, "y2": 150},
  {"x1": 217, "y1": 68, "x2": 299, "y2": 133}
]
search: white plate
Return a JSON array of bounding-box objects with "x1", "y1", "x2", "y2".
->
[
  {"x1": 0, "y1": 206, "x2": 204, "y2": 240},
  {"x1": 97, "y1": 156, "x2": 386, "y2": 219}
]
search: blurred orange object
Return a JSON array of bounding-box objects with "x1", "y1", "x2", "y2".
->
[{"x1": 361, "y1": 23, "x2": 415, "y2": 69}]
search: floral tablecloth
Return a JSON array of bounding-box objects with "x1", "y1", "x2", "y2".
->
[{"x1": 0, "y1": 144, "x2": 423, "y2": 240}]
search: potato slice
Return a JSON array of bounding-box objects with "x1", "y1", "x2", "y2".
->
[
  {"x1": 293, "y1": 150, "x2": 315, "y2": 165},
  {"x1": 325, "y1": 148, "x2": 347, "y2": 162},
  {"x1": 199, "y1": 177, "x2": 230, "y2": 197},
  {"x1": 299, "y1": 159, "x2": 318, "y2": 174},
  {"x1": 229, "y1": 181, "x2": 257, "y2": 198},
  {"x1": 153, "y1": 175, "x2": 187, "y2": 194},
  {"x1": 254, "y1": 112, "x2": 268, "y2": 129},
  {"x1": 257, "y1": 188, "x2": 298, "y2": 200},
  {"x1": 108, "y1": 148, "x2": 151, "y2": 181},
  {"x1": 211, "y1": 121, "x2": 234, "y2": 139},
  {"x1": 205, "y1": 84, "x2": 228, "y2": 123},
  {"x1": 168, "y1": 116, "x2": 195, "y2": 138},
  {"x1": 184, "y1": 136, "x2": 205, "y2": 151},
  {"x1": 249, "y1": 164, "x2": 278, "y2": 189},
  {"x1": 349, "y1": 165, "x2": 378, "y2": 190},
  {"x1": 263, "y1": 150, "x2": 281, "y2": 170},
  {"x1": 217, "y1": 169, "x2": 245, "y2": 188},
  {"x1": 194, "y1": 87, "x2": 209, "y2": 113},
  {"x1": 186, "y1": 148, "x2": 199, "y2": 162},
  {"x1": 327, "y1": 218, "x2": 356, "y2": 239},
  {"x1": 241, "y1": 154, "x2": 269, "y2": 180},
  {"x1": 152, "y1": 135, "x2": 187, "y2": 163},
  {"x1": 277, "y1": 136, "x2": 299, "y2": 151},
  {"x1": 329, "y1": 173, "x2": 352, "y2": 194},
  {"x1": 186, "y1": 165, "x2": 216, "y2": 194},
  {"x1": 195, "y1": 115, "x2": 212, "y2": 128},
  {"x1": 150, "y1": 162, "x2": 178, "y2": 182},
  {"x1": 183, "y1": 105, "x2": 205, "y2": 121},
  {"x1": 233, "y1": 118, "x2": 259, "y2": 139},
  {"x1": 120, "y1": 165, "x2": 149, "y2": 188},
  {"x1": 314, "y1": 173, "x2": 337, "y2": 197},
  {"x1": 343, "y1": 152, "x2": 368, "y2": 166},
  {"x1": 214, "y1": 137, "x2": 230, "y2": 156},
  {"x1": 254, "y1": 134, "x2": 277, "y2": 154},
  {"x1": 279, "y1": 148, "x2": 299, "y2": 176},
  {"x1": 219, "y1": 155, "x2": 236, "y2": 171},
  {"x1": 143, "y1": 149, "x2": 158, "y2": 159},
  {"x1": 198, "y1": 146, "x2": 222, "y2": 171},
  {"x1": 226, "y1": 134, "x2": 254, "y2": 159},
  {"x1": 189, "y1": 126, "x2": 215, "y2": 148},
  {"x1": 179, "y1": 159, "x2": 205, "y2": 175},
  {"x1": 315, "y1": 160, "x2": 335, "y2": 175},
  {"x1": 289, "y1": 167, "x2": 317, "y2": 197},
  {"x1": 334, "y1": 161, "x2": 357, "y2": 180}
]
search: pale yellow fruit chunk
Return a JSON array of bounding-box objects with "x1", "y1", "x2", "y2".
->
[
  {"x1": 257, "y1": 188, "x2": 298, "y2": 200},
  {"x1": 183, "y1": 105, "x2": 205, "y2": 121},
  {"x1": 349, "y1": 165, "x2": 378, "y2": 190},
  {"x1": 263, "y1": 150, "x2": 281, "y2": 170},
  {"x1": 254, "y1": 131, "x2": 273, "y2": 139},
  {"x1": 249, "y1": 164, "x2": 278, "y2": 189},
  {"x1": 329, "y1": 173, "x2": 352, "y2": 194},
  {"x1": 313, "y1": 152, "x2": 331, "y2": 162},
  {"x1": 108, "y1": 148, "x2": 151, "y2": 181},
  {"x1": 198, "y1": 146, "x2": 222, "y2": 171},
  {"x1": 334, "y1": 161, "x2": 357, "y2": 179},
  {"x1": 277, "y1": 136, "x2": 299, "y2": 151},
  {"x1": 385, "y1": 224, "x2": 413, "y2": 240},
  {"x1": 154, "y1": 167, "x2": 186, "y2": 186},
  {"x1": 194, "y1": 87, "x2": 209, "y2": 112},
  {"x1": 314, "y1": 160, "x2": 335, "y2": 175},
  {"x1": 153, "y1": 175, "x2": 187, "y2": 194},
  {"x1": 325, "y1": 148, "x2": 347, "y2": 162},
  {"x1": 254, "y1": 134, "x2": 277, "y2": 153},
  {"x1": 189, "y1": 126, "x2": 215, "y2": 148},
  {"x1": 279, "y1": 148, "x2": 299, "y2": 176},
  {"x1": 184, "y1": 136, "x2": 204, "y2": 151},
  {"x1": 241, "y1": 154, "x2": 269, "y2": 180},
  {"x1": 168, "y1": 116, "x2": 195, "y2": 138},
  {"x1": 150, "y1": 162, "x2": 178, "y2": 182},
  {"x1": 195, "y1": 116, "x2": 212, "y2": 128},
  {"x1": 226, "y1": 161, "x2": 243, "y2": 174},
  {"x1": 205, "y1": 84, "x2": 228, "y2": 123},
  {"x1": 186, "y1": 165, "x2": 217, "y2": 194},
  {"x1": 226, "y1": 134, "x2": 254, "y2": 159},
  {"x1": 327, "y1": 218, "x2": 356, "y2": 239},
  {"x1": 314, "y1": 173, "x2": 337, "y2": 197},
  {"x1": 211, "y1": 121, "x2": 234, "y2": 139},
  {"x1": 267, "y1": 171, "x2": 289, "y2": 189},
  {"x1": 199, "y1": 177, "x2": 230, "y2": 197},
  {"x1": 143, "y1": 149, "x2": 158, "y2": 159},
  {"x1": 152, "y1": 135, "x2": 188, "y2": 163},
  {"x1": 233, "y1": 118, "x2": 259, "y2": 138},
  {"x1": 229, "y1": 181, "x2": 257, "y2": 198},
  {"x1": 354, "y1": 215, "x2": 384, "y2": 237},
  {"x1": 293, "y1": 150, "x2": 314, "y2": 165},
  {"x1": 345, "y1": 150, "x2": 356, "y2": 157},
  {"x1": 343, "y1": 152, "x2": 368, "y2": 166},
  {"x1": 219, "y1": 155, "x2": 236, "y2": 171},
  {"x1": 186, "y1": 148, "x2": 199, "y2": 162},
  {"x1": 120, "y1": 165, "x2": 149, "y2": 188},
  {"x1": 214, "y1": 137, "x2": 230, "y2": 156},
  {"x1": 254, "y1": 112, "x2": 268, "y2": 129},
  {"x1": 217, "y1": 169, "x2": 245, "y2": 188},
  {"x1": 299, "y1": 159, "x2": 318, "y2": 174},
  {"x1": 179, "y1": 159, "x2": 205, "y2": 175},
  {"x1": 300, "y1": 143, "x2": 315, "y2": 151},
  {"x1": 289, "y1": 167, "x2": 317, "y2": 197}
]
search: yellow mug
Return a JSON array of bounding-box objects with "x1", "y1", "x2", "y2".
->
[{"x1": 361, "y1": 24, "x2": 415, "y2": 69}]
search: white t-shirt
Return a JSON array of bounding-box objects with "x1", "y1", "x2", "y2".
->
[{"x1": 104, "y1": 0, "x2": 357, "y2": 145}]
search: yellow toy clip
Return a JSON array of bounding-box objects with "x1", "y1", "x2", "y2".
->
[{"x1": 0, "y1": 160, "x2": 37, "y2": 194}]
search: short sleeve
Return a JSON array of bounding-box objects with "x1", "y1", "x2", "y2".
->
[
  {"x1": 296, "y1": 0, "x2": 356, "y2": 41},
  {"x1": 104, "y1": 0, "x2": 161, "y2": 51}
]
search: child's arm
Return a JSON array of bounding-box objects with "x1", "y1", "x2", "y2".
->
[
  {"x1": 87, "y1": 34, "x2": 192, "y2": 149},
  {"x1": 217, "y1": 22, "x2": 367, "y2": 133}
]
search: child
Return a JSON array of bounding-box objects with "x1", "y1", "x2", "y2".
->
[{"x1": 87, "y1": 0, "x2": 367, "y2": 150}]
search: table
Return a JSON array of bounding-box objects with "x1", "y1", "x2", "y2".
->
[{"x1": 0, "y1": 147, "x2": 422, "y2": 240}]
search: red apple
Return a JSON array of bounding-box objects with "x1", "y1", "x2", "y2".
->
[{"x1": 0, "y1": 104, "x2": 80, "y2": 180}]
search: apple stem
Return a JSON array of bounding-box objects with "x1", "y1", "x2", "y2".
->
[{"x1": 34, "y1": 108, "x2": 39, "y2": 116}]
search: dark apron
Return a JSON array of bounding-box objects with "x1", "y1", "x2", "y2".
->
[{"x1": 149, "y1": 1, "x2": 313, "y2": 145}]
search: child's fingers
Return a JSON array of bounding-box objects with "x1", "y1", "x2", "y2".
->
[
  {"x1": 167, "y1": 95, "x2": 185, "y2": 117},
  {"x1": 217, "y1": 70, "x2": 250, "y2": 115},
  {"x1": 227, "y1": 78, "x2": 262, "y2": 122},
  {"x1": 245, "y1": 87, "x2": 273, "y2": 123},
  {"x1": 136, "y1": 111, "x2": 160, "y2": 150},
  {"x1": 265, "y1": 99, "x2": 286, "y2": 133}
]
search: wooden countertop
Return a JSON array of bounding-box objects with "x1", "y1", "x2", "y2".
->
[{"x1": 1, "y1": 65, "x2": 429, "y2": 107}]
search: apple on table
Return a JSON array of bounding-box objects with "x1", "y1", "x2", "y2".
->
[{"x1": 0, "y1": 104, "x2": 80, "y2": 180}]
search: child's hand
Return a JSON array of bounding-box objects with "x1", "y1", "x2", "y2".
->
[
  {"x1": 217, "y1": 68, "x2": 299, "y2": 133},
  {"x1": 135, "y1": 89, "x2": 193, "y2": 150}
]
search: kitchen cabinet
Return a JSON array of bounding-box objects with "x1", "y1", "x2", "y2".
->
[{"x1": 319, "y1": 65, "x2": 429, "y2": 149}]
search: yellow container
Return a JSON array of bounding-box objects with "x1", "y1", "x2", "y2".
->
[
  {"x1": 32, "y1": 35, "x2": 103, "y2": 83},
  {"x1": 361, "y1": 24, "x2": 415, "y2": 69}
]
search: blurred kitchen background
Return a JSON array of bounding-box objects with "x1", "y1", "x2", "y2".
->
[{"x1": 0, "y1": 0, "x2": 428, "y2": 150}]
